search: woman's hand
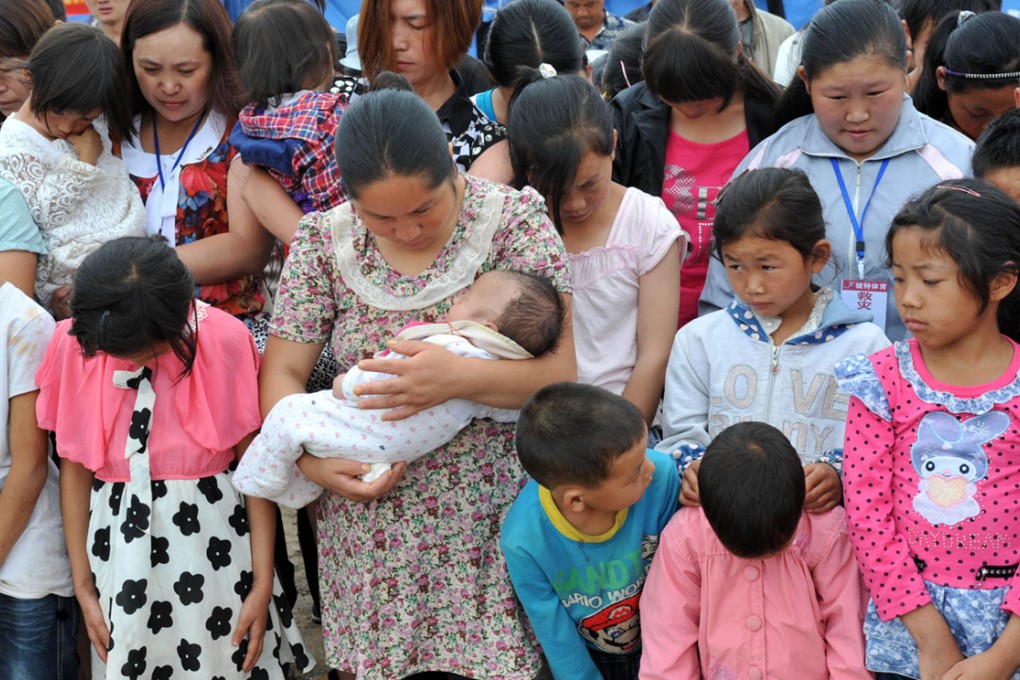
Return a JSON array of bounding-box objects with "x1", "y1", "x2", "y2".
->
[
  {"x1": 297, "y1": 455, "x2": 407, "y2": 503},
  {"x1": 352, "y1": 340, "x2": 462, "y2": 420},
  {"x1": 804, "y1": 463, "x2": 842, "y2": 513},
  {"x1": 233, "y1": 586, "x2": 270, "y2": 672},
  {"x1": 77, "y1": 588, "x2": 111, "y2": 663}
]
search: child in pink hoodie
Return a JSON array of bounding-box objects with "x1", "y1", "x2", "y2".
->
[{"x1": 640, "y1": 421, "x2": 871, "y2": 679}]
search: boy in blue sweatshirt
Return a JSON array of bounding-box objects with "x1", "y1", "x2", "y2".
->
[{"x1": 500, "y1": 382, "x2": 679, "y2": 680}]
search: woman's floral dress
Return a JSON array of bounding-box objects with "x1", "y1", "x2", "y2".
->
[{"x1": 270, "y1": 175, "x2": 570, "y2": 679}]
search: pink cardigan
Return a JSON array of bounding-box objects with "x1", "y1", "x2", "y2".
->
[{"x1": 640, "y1": 507, "x2": 871, "y2": 680}]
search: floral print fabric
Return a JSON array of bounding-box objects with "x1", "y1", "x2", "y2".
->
[
  {"x1": 270, "y1": 175, "x2": 570, "y2": 678},
  {"x1": 129, "y1": 123, "x2": 264, "y2": 319}
]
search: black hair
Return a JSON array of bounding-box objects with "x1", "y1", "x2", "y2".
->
[
  {"x1": 912, "y1": 10, "x2": 1020, "y2": 132},
  {"x1": 507, "y1": 73, "x2": 614, "y2": 232},
  {"x1": 600, "y1": 23, "x2": 646, "y2": 100},
  {"x1": 122, "y1": 0, "x2": 244, "y2": 118},
  {"x1": 973, "y1": 108, "x2": 1020, "y2": 177},
  {"x1": 483, "y1": 0, "x2": 582, "y2": 88},
  {"x1": 368, "y1": 70, "x2": 415, "y2": 93},
  {"x1": 641, "y1": 0, "x2": 780, "y2": 110},
  {"x1": 713, "y1": 168, "x2": 828, "y2": 263},
  {"x1": 491, "y1": 270, "x2": 565, "y2": 356},
  {"x1": 333, "y1": 79, "x2": 453, "y2": 199},
  {"x1": 775, "y1": 0, "x2": 907, "y2": 127},
  {"x1": 233, "y1": 0, "x2": 337, "y2": 108},
  {"x1": 899, "y1": 0, "x2": 999, "y2": 55},
  {"x1": 516, "y1": 382, "x2": 647, "y2": 490},
  {"x1": 27, "y1": 23, "x2": 134, "y2": 142},
  {"x1": 700, "y1": 421, "x2": 805, "y2": 559},
  {"x1": 70, "y1": 236, "x2": 198, "y2": 379},
  {"x1": 0, "y1": 0, "x2": 54, "y2": 61},
  {"x1": 887, "y1": 178, "x2": 1020, "y2": 341}
]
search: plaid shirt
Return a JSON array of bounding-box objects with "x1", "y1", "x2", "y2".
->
[
  {"x1": 585, "y1": 11, "x2": 635, "y2": 51},
  {"x1": 235, "y1": 91, "x2": 348, "y2": 213}
]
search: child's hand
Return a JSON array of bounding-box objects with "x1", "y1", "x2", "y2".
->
[
  {"x1": 233, "y1": 587, "x2": 270, "y2": 672},
  {"x1": 804, "y1": 463, "x2": 841, "y2": 513},
  {"x1": 943, "y1": 651, "x2": 1018, "y2": 680},
  {"x1": 902, "y1": 605, "x2": 966, "y2": 680},
  {"x1": 76, "y1": 588, "x2": 111, "y2": 663},
  {"x1": 680, "y1": 458, "x2": 702, "y2": 507},
  {"x1": 67, "y1": 125, "x2": 102, "y2": 165},
  {"x1": 50, "y1": 284, "x2": 73, "y2": 320}
]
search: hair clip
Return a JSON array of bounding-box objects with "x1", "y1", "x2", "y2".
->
[
  {"x1": 714, "y1": 168, "x2": 751, "y2": 206},
  {"x1": 936, "y1": 184, "x2": 981, "y2": 197},
  {"x1": 957, "y1": 9, "x2": 976, "y2": 26},
  {"x1": 538, "y1": 63, "x2": 557, "y2": 79},
  {"x1": 943, "y1": 66, "x2": 1020, "y2": 80},
  {"x1": 620, "y1": 60, "x2": 632, "y2": 88}
]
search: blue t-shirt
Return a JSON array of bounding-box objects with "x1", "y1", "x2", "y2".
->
[
  {"x1": 0, "y1": 176, "x2": 44, "y2": 256},
  {"x1": 500, "y1": 450, "x2": 679, "y2": 680}
]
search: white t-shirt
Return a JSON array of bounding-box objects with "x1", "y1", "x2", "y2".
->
[
  {"x1": 0, "y1": 282, "x2": 72, "y2": 599},
  {"x1": 569, "y1": 187, "x2": 685, "y2": 396}
]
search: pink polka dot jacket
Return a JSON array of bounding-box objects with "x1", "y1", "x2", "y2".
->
[{"x1": 837, "y1": 339, "x2": 1020, "y2": 622}]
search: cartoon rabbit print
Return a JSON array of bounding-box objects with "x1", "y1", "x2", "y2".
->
[{"x1": 910, "y1": 411, "x2": 1010, "y2": 526}]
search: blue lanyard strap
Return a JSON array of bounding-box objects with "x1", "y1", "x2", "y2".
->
[
  {"x1": 153, "y1": 110, "x2": 206, "y2": 193},
  {"x1": 831, "y1": 157, "x2": 890, "y2": 268}
]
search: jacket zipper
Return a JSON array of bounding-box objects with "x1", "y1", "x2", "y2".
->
[{"x1": 764, "y1": 344, "x2": 780, "y2": 422}]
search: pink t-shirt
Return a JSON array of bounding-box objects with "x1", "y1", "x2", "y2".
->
[
  {"x1": 840, "y1": 340, "x2": 1020, "y2": 621},
  {"x1": 35, "y1": 304, "x2": 262, "y2": 482},
  {"x1": 569, "y1": 187, "x2": 684, "y2": 395},
  {"x1": 661, "y1": 128, "x2": 749, "y2": 328}
]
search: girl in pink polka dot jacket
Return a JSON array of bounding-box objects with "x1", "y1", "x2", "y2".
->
[{"x1": 837, "y1": 179, "x2": 1020, "y2": 680}]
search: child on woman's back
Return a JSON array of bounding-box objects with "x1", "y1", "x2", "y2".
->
[
  {"x1": 230, "y1": 0, "x2": 347, "y2": 217},
  {"x1": 0, "y1": 23, "x2": 144, "y2": 317},
  {"x1": 657, "y1": 168, "x2": 889, "y2": 510},
  {"x1": 508, "y1": 72, "x2": 683, "y2": 427},
  {"x1": 501, "y1": 382, "x2": 679, "y2": 680},
  {"x1": 232, "y1": 269, "x2": 565, "y2": 506},
  {"x1": 838, "y1": 179, "x2": 1020, "y2": 680},
  {"x1": 641, "y1": 421, "x2": 869, "y2": 679}
]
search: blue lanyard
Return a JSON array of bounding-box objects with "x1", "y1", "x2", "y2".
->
[
  {"x1": 831, "y1": 157, "x2": 889, "y2": 278},
  {"x1": 153, "y1": 110, "x2": 206, "y2": 193}
]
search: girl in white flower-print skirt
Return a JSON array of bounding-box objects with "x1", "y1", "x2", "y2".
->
[{"x1": 36, "y1": 236, "x2": 312, "y2": 679}]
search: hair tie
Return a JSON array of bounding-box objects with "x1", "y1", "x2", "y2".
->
[
  {"x1": 538, "y1": 63, "x2": 557, "y2": 79},
  {"x1": 620, "y1": 60, "x2": 632, "y2": 88},
  {"x1": 957, "y1": 10, "x2": 976, "y2": 26},
  {"x1": 943, "y1": 66, "x2": 1020, "y2": 80}
]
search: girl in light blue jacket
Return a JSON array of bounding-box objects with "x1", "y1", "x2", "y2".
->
[
  {"x1": 658, "y1": 168, "x2": 889, "y2": 511},
  {"x1": 699, "y1": 0, "x2": 974, "y2": 340}
]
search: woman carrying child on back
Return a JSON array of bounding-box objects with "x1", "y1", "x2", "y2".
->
[
  {"x1": 838, "y1": 179, "x2": 1020, "y2": 680},
  {"x1": 508, "y1": 72, "x2": 683, "y2": 427},
  {"x1": 658, "y1": 168, "x2": 889, "y2": 511},
  {"x1": 699, "y1": 0, "x2": 974, "y2": 340},
  {"x1": 0, "y1": 23, "x2": 144, "y2": 318}
]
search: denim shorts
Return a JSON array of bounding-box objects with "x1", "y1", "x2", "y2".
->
[{"x1": 0, "y1": 593, "x2": 80, "y2": 680}]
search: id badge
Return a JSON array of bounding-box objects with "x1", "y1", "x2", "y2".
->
[{"x1": 841, "y1": 279, "x2": 888, "y2": 332}]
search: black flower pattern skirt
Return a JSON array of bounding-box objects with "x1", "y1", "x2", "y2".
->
[{"x1": 87, "y1": 472, "x2": 313, "y2": 679}]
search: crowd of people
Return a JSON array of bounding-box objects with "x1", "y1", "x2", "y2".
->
[{"x1": 2, "y1": 0, "x2": 1020, "y2": 678}]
